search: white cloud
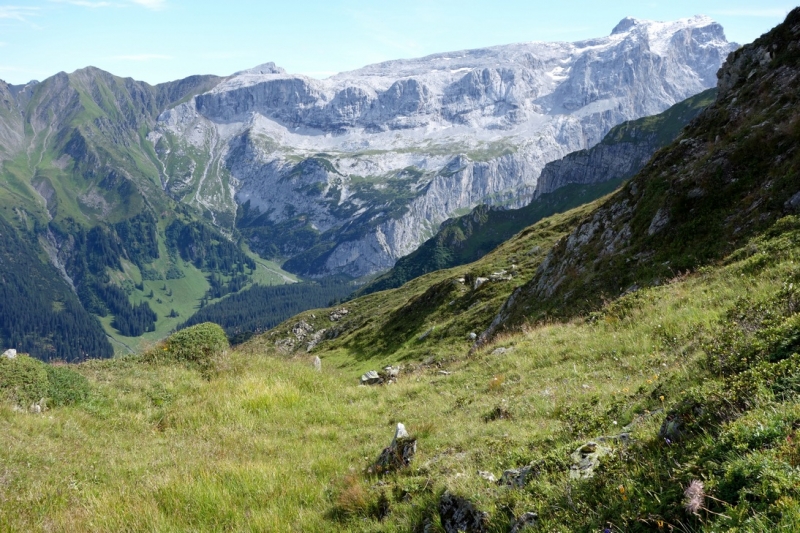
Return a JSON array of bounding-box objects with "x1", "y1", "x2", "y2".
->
[
  {"x1": 111, "y1": 53, "x2": 172, "y2": 61},
  {"x1": 0, "y1": 6, "x2": 39, "y2": 21},
  {"x1": 129, "y1": 0, "x2": 166, "y2": 10},
  {"x1": 711, "y1": 8, "x2": 791, "y2": 18}
]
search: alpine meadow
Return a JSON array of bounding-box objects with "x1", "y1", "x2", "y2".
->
[{"x1": 1, "y1": 4, "x2": 800, "y2": 533}]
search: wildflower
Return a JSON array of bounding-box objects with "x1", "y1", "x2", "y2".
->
[
  {"x1": 657, "y1": 520, "x2": 664, "y2": 528},
  {"x1": 664, "y1": 438, "x2": 672, "y2": 445},
  {"x1": 618, "y1": 485, "x2": 625, "y2": 494},
  {"x1": 659, "y1": 395, "x2": 665, "y2": 402},
  {"x1": 684, "y1": 480, "x2": 705, "y2": 514},
  {"x1": 623, "y1": 387, "x2": 629, "y2": 393}
]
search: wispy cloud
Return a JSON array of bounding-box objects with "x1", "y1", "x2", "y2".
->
[
  {"x1": 50, "y1": 0, "x2": 114, "y2": 7},
  {"x1": 0, "y1": 6, "x2": 40, "y2": 22},
  {"x1": 711, "y1": 8, "x2": 791, "y2": 18},
  {"x1": 112, "y1": 53, "x2": 172, "y2": 61},
  {"x1": 50, "y1": 0, "x2": 166, "y2": 9},
  {"x1": 129, "y1": 0, "x2": 166, "y2": 10}
]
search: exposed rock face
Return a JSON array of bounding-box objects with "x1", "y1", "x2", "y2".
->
[{"x1": 155, "y1": 17, "x2": 736, "y2": 277}]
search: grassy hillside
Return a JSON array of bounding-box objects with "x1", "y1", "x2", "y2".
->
[
  {"x1": 1, "y1": 212, "x2": 798, "y2": 531},
  {"x1": 2, "y1": 11, "x2": 800, "y2": 533}
]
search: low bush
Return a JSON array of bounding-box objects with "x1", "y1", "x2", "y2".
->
[
  {"x1": 45, "y1": 365, "x2": 91, "y2": 407},
  {"x1": 0, "y1": 355, "x2": 49, "y2": 406},
  {"x1": 143, "y1": 323, "x2": 229, "y2": 375}
]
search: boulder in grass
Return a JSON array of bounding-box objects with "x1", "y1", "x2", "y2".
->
[
  {"x1": 438, "y1": 491, "x2": 488, "y2": 533},
  {"x1": 372, "y1": 423, "x2": 417, "y2": 474},
  {"x1": 360, "y1": 370, "x2": 382, "y2": 385},
  {"x1": 1, "y1": 349, "x2": 16, "y2": 359}
]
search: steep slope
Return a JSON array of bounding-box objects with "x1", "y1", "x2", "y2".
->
[
  {"x1": 157, "y1": 17, "x2": 736, "y2": 277},
  {"x1": 0, "y1": 68, "x2": 297, "y2": 359},
  {"x1": 482, "y1": 10, "x2": 800, "y2": 337},
  {"x1": 357, "y1": 89, "x2": 716, "y2": 296}
]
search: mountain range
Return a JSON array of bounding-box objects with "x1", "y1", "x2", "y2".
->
[{"x1": 0, "y1": 15, "x2": 736, "y2": 359}]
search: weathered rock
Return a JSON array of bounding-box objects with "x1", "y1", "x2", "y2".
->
[
  {"x1": 439, "y1": 491, "x2": 489, "y2": 533},
  {"x1": 373, "y1": 423, "x2": 417, "y2": 474},
  {"x1": 491, "y1": 347, "x2": 509, "y2": 356},
  {"x1": 291, "y1": 320, "x2": 314, "y2": 340},
  {"x1": 489, "y1": 270, "x2": 512, "y2": 282},
  {"x1": 477, "y1": 470, "x2": 497, "y2": 483},
  {"x1": 569, "y1": 441, "x2": 612, "y2": 480},
  {"x1": 28, "y1": 398, "x2": 46, "y2": 414},
  {"x1": 468, "y1": 332, "x2": 478, "y2": 341},
  {"x1": 785, "y1": 191, "x2": 800, "y2": 213},
  {"x1": 360, "y1": 370, "x2": 382, "y2": 385},
  {"x1": 312, "y1": 356, "x2": 322, "y2": 371},
  {"x1": 418, "y1": 327, "x2": 434, "y2": 341},
  {"x1": 659, "y1": 413, "x2": 686, "y2": 443},
  {"x1": 473, "y1": 277, "x2": 490, "y2": 290},
  {"x1": 1, "y1": 349, "x2": 16, "y2": 359},
  {"x1": 306, "y1": 329, "x2": 327, "y2": 352},
  {"x1": 383, "y1": 366, "x2": 401, "y2": 383},
  {"x1": 510, "y1": 512, "x2": 538, "y2": 533},
  {"x1": 500, "y1": 465, "x2": 535, "y2": 488},
  {"x1": 329, "y1": 308, "x2": 349, "y2": 321}
]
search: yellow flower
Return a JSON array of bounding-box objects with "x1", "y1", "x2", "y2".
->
[
  {"x1": 660, "y1": 395, "x2": 665, "y2": 402},
  {"x1": 618, "y1": 485, "x2": 625, "y2": 494}
]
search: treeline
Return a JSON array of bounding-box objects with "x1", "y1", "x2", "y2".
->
[
  {"x1": 179, "y1": 279, "x2": 355, "y2": 343},
  {"x1": 51, "y1": 215, "x2": 159, "y2": 337},
  {"x1": 166, "y1": 219, "x2": 255, "y2": 273},
  {"x1": 0, "y1": 218, "x2": 113, "y2": 362}
]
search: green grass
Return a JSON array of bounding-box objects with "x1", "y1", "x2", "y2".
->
[{"x1": 2, "y1": 206, "x2": 799, "y2": 531}]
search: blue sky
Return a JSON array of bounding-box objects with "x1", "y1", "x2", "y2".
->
[{"x1": 0, "y1": 1, "x2": 792, "y2": 85}]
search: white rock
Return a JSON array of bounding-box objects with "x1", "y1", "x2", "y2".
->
[{"x1": 1, "y1": 349, "x2": 16, "y2": 359}]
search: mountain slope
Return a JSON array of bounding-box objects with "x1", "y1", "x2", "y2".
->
[
  {"x1": 0, "y1": 68, "x2": 298, "y2": 359},
  {"x1": 482, "y1": 12, "x2": 800, "y2": 337},
  {"x1": 157, "y1": 17, "x2": 736, "y2": 278},
  {"x1": 357, "y1": 88, "x2": 716, "y2": 296}
]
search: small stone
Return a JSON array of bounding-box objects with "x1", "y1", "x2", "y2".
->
[
  {"x1": 510, "y1": 512, "x2": 538, "y2": 533},
  {"x1": 491, "y1": 347, "x2": 508, "y2": 356},
  {"x1": 360, "y1": 370, "x2": 382, "y2": 385},
  {"x1": 2, "y1": 349, "x2": 17, "y2": 359},
  {"x1": 468, "y1": 332, "x2": 477, "y2": 340},
  {"x1": 500, "y1": 465, "x2": 535, "y2": 488},
  {"x1": 312, "y1": 356, "x2": 322, "y2": 371},
  {"x1": 569, "y1": 441, "x2": 611, "y2": 480},
  {"x1": 477, "y1": 470, "x2": 496, "y2": 483},
  {"x1": 418, "y1": 328, "x2": 434, "y2": 341},
  {"x1": 438, "y1": 370, "x2": 451, "y2": 375}
]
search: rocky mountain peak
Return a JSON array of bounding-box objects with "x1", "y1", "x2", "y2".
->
[{"x1": 154, "y1": 16, "x2": 738, "y2": 278}]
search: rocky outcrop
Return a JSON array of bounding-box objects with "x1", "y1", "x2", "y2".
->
[{"x1": 155, "y1": 16, "x2": 736, "y2": 277}]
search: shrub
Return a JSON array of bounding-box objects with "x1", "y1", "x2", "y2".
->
[
  {"x1": 0, "y1": 355, "x2": 49, "y2": 407},
  {"x1": 143, "y1": 323, "x2": 229, "y2": 374},
  {"x1": 46, "y1": 365, "x2": 91, "y2": 407}
]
